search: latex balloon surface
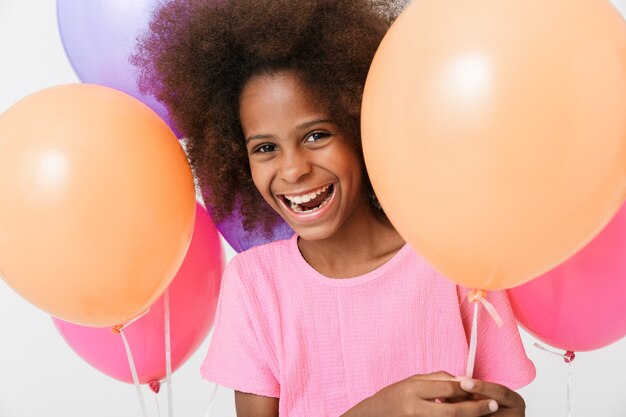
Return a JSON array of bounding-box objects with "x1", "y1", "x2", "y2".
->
[
  {"x1": 53, "y1": 203, "x2": 223, "y2": 383},
  {"x1": 508, "y1": 203, "x2": 626, "y2": 352},
  {"x1": 0, "y1": 84, "x2": 196, "y2": 326},
  {"x1": 362, "y1": 0, "x2": 626, "y2": 289},
  {"x1": 57, "y1": 0, "x2": 179, "y2": 135}
]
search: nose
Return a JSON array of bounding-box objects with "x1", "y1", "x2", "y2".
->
[{"x1": 278, "y1": 148, "x2": 312, "y2": 183}]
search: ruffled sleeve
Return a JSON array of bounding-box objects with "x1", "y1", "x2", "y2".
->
[
  {"x1": 200, "y1": 258, "x2": 280, "y2": 398},
  {"x1": 458, "y1": 287, "x2": 536, "y2": 390}
]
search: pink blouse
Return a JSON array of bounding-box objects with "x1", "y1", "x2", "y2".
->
[{"x1": 201, "y1": 235, "x2": 535, "y2": 416}]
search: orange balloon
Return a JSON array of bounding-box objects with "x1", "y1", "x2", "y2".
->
[
  {"x1": 0, "y1": 84, "x2": 196, "y2": 326},
  {"x1": 362, "y1": 0, "x2": 626, "y2": 290}
]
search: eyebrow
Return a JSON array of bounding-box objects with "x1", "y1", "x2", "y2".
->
[
  {"x1": 245, "y1": 134, "x2": 274, "y2": 144},
  {"x1": 245, "y1": 118, "x2": 335, "y2": 144},
  {"x1": 296, "y1": 118, "x2": 334, "y2": 130}
]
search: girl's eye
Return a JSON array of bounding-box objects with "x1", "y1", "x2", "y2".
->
[
  {"x1": 254, "y1": 144, "x2": 277, "y2": 153},
  {"x1": 305, "y1": 131, "x2": 330, "y2": 143}
]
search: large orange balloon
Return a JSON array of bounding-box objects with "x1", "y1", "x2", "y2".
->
[
  {"x1": 362, "y1": 0, "x2": 626, "y2": 290},
  {"x1": 0, "y1": 84, "x2": 196, "y2": 326}
]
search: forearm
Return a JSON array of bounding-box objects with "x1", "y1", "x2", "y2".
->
[
  {"x1": 235, "y1": 391, "x2": 279, "y2": 417},
  {"x1": 339, "y1": 396, "x2": 375, "y2": 417}
]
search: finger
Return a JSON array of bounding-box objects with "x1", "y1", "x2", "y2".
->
[
  {"x1": 410, "y1": 371, "x2": 460, "y2": 382},
  {"x1": 428, "y1": 398, "x2": 499, "y2": 417},
  {"x1": 459, "y1": 378, "x2": 524, "y2": 409},
  {"x1": 441, "y1": 394, "x2": 484, "y2": 404},
  {"x1": 409, "y1": 379, "x2": 474, "y2": 401}
]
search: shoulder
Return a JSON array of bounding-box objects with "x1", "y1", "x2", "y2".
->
[
  {"x1": 222, "y1": 237, "x2": 296, "y2": 301},
  {"x1": 228, "y1": 237, "x2": 294, "y2": 277}
]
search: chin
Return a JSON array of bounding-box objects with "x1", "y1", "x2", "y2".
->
[{"x1": 288, "y1": 223, "x2": 337, "y2": 242}]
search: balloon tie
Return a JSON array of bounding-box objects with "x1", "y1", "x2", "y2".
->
[
  {"x1": 149, "y1": 380, "x2": 161, "y2": 394},
  {"x1": 119, "y1": 327, "x2": 150, "y2": 417},
  {"x1": 202, "y1": 384, "x2": 221, "y2": 417},
  {"x1": 534, "y1": 343, "x2": 575, "y2": 417},
  {"x1": 165, "y1": 288, "x2": 174, "y2": 417},
  {"x1": 468, "y1": 289, "x2": 503, "y2": 328},
  {"x1": 110, "y1": 308, "x2": 152, "y2": 334}
]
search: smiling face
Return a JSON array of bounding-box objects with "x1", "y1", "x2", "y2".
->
[{"x1": 240, "y1": 71, "x2": 367, "y2": 241}]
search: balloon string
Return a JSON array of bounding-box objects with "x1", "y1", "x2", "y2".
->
[
  {"x1": 154, "y1": 392, "x2": 161, "y2": 417},
  {"x1": 165, "y1": 288, "x2": 174, "y2": 417},
  {"x1": 119, "y1": 328, "x2": 150, "y2": 417},
  {"x1": 533, "y1": 342, "x2": 575, "y2": 416},
  {"x1": 477, "y1": 296, "x2": 502, "y2": 327},
  {"x1": 465, "y1": 302, "x2": 479, "y2": 378},
  {"x1": 567, "y1": 360, "x2": 573, "y2": 417},
  {"x1": 202, "y1": 384, "x2": 220, "y2": 417},
  {"x1": 112, "y1": 309, "x2": 151, "y2": 332},
  {"x1": 464, "y1": 290, "x2": 504, "y2": 377}
]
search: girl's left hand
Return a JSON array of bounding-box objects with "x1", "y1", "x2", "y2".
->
[{"x1": 459, "y1": 378, "x2": 525, "y2": 416}]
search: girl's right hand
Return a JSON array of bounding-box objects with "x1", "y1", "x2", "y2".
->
[{"x1": 341, "y1": 372, "x2": 499, "y2": 417}]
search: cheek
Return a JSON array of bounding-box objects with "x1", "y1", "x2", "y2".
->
[
  {"x1": 249, "y1": 161, "x2": 275, "y2": 199},
  {"x1": 335, "y1": 145, "x2": 364, "y2": 187}
]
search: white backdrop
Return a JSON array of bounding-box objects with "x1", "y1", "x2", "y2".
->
[{"x1": 1, "y1": 1, "x2": 626, "y2": 416}]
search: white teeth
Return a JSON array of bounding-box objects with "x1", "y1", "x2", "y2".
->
[
  {"x1": 284, "y1": 184, "x2": 330, "y2": 203},
  {"x1": 288, "y1": 187, "x2": 333, "y2": 213}
]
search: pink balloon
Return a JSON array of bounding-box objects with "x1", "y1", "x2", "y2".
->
[
  {"x1": 508, "y1": 203, "x2": 626, "y2": 352},
  {"x1": 53, "y1": 202, "x2": 223, "y2": 385}
]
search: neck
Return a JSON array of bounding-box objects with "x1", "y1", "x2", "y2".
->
[{"x1": 297, "y1": 196, "x2": 405, "y2": 278}]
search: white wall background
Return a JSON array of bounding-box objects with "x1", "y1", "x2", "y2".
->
[{"x1": 1, "y1": 1, "x2": 626, "y2": 416}]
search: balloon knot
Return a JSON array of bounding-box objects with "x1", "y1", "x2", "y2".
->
[
  {"x1": 111, "y1": 325, "x2": 123, "y2": 335},
  {"x1": 468, "y1": 289, "x2": 487, "y2": 303},
  {"x1": 149, "y1": 380, "x2": 161, "y2": 394},
  {"x1": 564, "y1": 351, "x2": 576, "y2": 363}
]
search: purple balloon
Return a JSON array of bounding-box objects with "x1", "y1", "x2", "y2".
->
[
  {"x1": 57, "y1": 0, "x2": 179, "y2": 136},
  {"x1": 218, "y1": 210, "x2": 294, "y2": 253},
  {"x1": 57, "y1": 0, "x2": 293, "y2": 250}
]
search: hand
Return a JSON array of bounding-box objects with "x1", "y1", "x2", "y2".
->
[
  {"x1": 341, "y1": 372, "x2": 499, "y2": 417},
  {"x1": 459, "y1": 378, "x2": 525, "y2": 416}
]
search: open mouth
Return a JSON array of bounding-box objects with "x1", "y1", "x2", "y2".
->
[{"x1": 281, "y1": 184, "x2": 335, "y2": 214}]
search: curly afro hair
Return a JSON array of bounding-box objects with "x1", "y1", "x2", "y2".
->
[{"x1": 133, "y1": 0, "x2": 407, "y2": 234}]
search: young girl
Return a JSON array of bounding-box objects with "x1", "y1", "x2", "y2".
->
[{"x1": 135, "y1": 0, "x2": 535, "y2": 415}]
